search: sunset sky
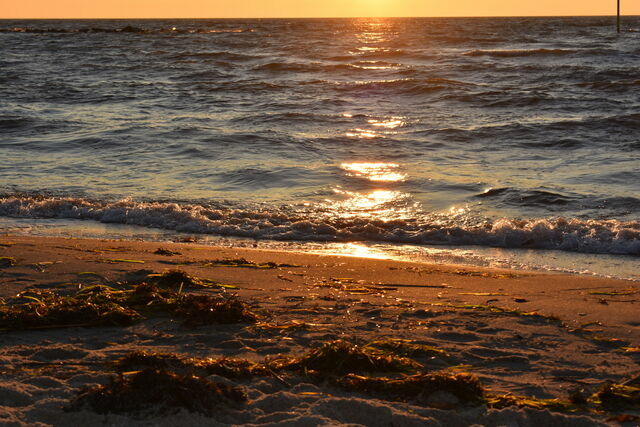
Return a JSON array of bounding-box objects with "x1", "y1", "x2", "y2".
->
[{"x1": 2, "y1": 0, "x2": 637, "y2": 19}]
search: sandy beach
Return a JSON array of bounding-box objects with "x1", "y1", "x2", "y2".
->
[{"x1": 0, "y1": 235, "x2": 638, "y2": 426}]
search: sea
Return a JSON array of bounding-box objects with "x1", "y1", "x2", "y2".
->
[{"x1": 1, "y1": 17, "x2": 639, "y2": 280}]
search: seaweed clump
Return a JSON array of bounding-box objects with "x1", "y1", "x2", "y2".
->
[
  {"x1": 116, "y1": 350, "x2": 272, "y2": 378},
  {"x1": 205, "y1": 258, "x2": 297, "y2": 269},
  {"x1": 594, "y1": 382, "x2": 640, "y2": 412},
  {"x1": 68, "y1": 369, "x2": 246, "y2": 416},
  {"x1": 148, "y1": 270, "x2": 211, "y2": 290},
  {"x1": 0, "y1": 280, "x2": 258, "y2": 330},
  {"x1": 173, "y1": 294, "x2": 259, "y2": 326},
  {"x1": 487, "y1": 393, "x2": 577, "y2": 412},
  {"x1": 337, "y1": 372, "x2": 485, "y2": 408},
  {"x1": 275, "y1": 340, "x2": 421, "y2": 376},
  {"x1": 0, "y1": 288, "x2": 142, "y2": 329}
]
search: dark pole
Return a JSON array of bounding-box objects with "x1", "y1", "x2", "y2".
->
[{"x1": 617, "y1": 0, "x2": 620, "y2": 33}]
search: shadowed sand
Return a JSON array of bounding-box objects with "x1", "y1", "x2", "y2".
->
[{"x1": 0, "y1": 235, "x2": 638, "y2": 426}]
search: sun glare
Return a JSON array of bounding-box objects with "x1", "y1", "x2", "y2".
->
[{"x1": 341, "y1": 162, "x2": 407, "y2": 182}]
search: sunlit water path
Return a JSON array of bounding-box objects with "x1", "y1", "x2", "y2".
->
[{"x1": 1, "y1": 17, "x2": 639, "y2": 278}]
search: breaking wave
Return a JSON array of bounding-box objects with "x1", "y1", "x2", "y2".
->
[{"x1": 1, "y1": 195, "x2": 638, "y2": 256}]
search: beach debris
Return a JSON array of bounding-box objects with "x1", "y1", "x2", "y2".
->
[
  {"x1": 147, "y1": 269, "x2": 210, "y2": 289},
  {"x1": 513, "y1": 298, "x2": 529, "y2": 303},
  {"x1": 0, "y1": 288, "x2": 142, "y2": 329},
  {"x1": 364, "y1": 339, "x2": 451, "y2": 361},
  {"x1": 90, "y1": 247, "x2": 130, "y2": 254},
  {"x1": 115, "y1": 351, "x2": 273, "y2": 379},
  {"x1": 67, "y1": 368, "x2": 246, "y2": 416},
  {"x1": 30, "y1": 261, "x2": 54, "y2": 272},
  {"x1": 593, "y1": 382, "x2": 640, "y2": 412},
  {"x1": 255, "y1": 319, "x2": 333, "y2": 331},
  {"x1": 337, "y1": 372, "x2": 485, "y2": 408},
  {"x1": 274, "y1": 339, "x2": 421, "y2": 376},
  {"x1": 487, "y1": 393, "x2": 576, "y2": 412},
  {"x1": 317, "y1": 278, "x2": 397, "y2": 295},
  {"x1": 459, "y1": 292, "x2": 507, "y2": 296},
  {"x1": 0, "y1": 278, "x2": 257, "y2": 330},
  {"x1": 102, "y1": 258, "x2": 145, "y2": 264},
  {"x1": 0, "y1": 256, "x2": 17, "y2": 267},
  {"x1": 204, "y1": 258, "x2": 298, "y2": 269},
  {"x1": 145, "y1": 269, "x2": 238, "y2": 290},
  {"x1": 0, "y1": 242, "x2": 17, "y2": 247},
  {"x1": 589, "y1": 288, "x2": 637, "y2": 296},
  {"x1": 173, "y1": 294, "x2": 258, "y2": 326},
  {"x1": 452, "y1": 270, "x2": 521, "y2": 279},
  {"x1": 153, "y1": 248, "x2": 182, "y2": 256}
]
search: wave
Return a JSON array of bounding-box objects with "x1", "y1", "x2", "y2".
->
[
  {"x1": 577, "y1": 79, "x2": 640, "y2": 90},
  {"x1": 333, "y1": 78, "x2": 474, "y2": 95},
  {"x1": 463, "y1": 48, "x2": 578, "y2": 57},
  {"x1": 0, "y1": 26, "x2": 254, "y2": 34},
  {"x1": 173, "y1": 51, "x2": 262, "y2": 62},
  {"x1": 0, "y1": 195, "x2": 638, "y2": 256}
]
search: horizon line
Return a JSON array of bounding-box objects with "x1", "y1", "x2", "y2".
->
[{"x1": 0, "y1": 14, "x2": 635, "y2": 20}]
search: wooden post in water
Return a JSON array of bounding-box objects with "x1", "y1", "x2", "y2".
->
[{"x1": 617, "y1": 0, "x2": 621, "y2": 33}]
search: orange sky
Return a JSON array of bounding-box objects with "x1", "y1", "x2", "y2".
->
[{"x1": 1, "y1": 0, "x2": 637, "y2": 19}]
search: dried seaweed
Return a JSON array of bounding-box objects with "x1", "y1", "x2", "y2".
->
[
  {"x1": 593, "y1": 383, "x2": 640, "y2": 412},
  {"x1": 147, "y1": 269, "x2": 212, "y2": 290},
  {"x1": 204, "y1": 258, "x2": 297, "y2": 269},
  {"x1": 487, "y1": 393, "x2": 577, "y2": 412},
  {"x1": 102, "y1": 258, "x2": 145, "y2": 264},
  {"x1": 115, "y1": 351, "x2": 272, "y2": 378},
  {"x1": 337, "y1": 372, "x2": 485, "y2": 407},
  {"x1": 173, "y1": 295, "x2": 259, "y2": 326},
  {"x1": 67, "y1": 369, "x2": 246, "y2": 416},
  {"x1": 274, "y1": 340, "x2": 421, "y2": 376},
  {"x1": 146, "y1": 270, "x2": 238, "y2": 290},
  {"x1": 154, "y1": 248, "x2": 181, "y2": 256},
  {"x1": 0, "y1": 288, "x2": 142, "y2": 329},
  {"x1": 0, "y1": 280, "x2": 257, "y2": 330},
  {"x1": 588, "y1": 289, "x2": 637, "y2": 296},
  {"x1": 0, "y1": 256, "x2": 16, "y2": 267},
  {"x1": 364, "y1": 339, "x2": 450, "y2": 360}
]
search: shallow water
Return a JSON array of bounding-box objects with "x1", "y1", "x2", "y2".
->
[{"x1": 1, "y1": 17, "x2": 639, "y2": 278}]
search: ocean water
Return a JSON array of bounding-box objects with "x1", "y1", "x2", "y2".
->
[{"x1": 1, "y1": 17, "x2": 639, "y2": 279}]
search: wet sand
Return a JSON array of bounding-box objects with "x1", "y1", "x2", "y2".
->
[{"x1": 0, "y1": 235, "x2": 638, "y2": 426}]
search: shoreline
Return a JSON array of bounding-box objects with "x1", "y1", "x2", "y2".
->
[
  {"x1": 1, "y1": 235, "x2": 637, "y2": 340},
  {"x1": 1, "y1": 235, "x2": 638, "y2": 425}
]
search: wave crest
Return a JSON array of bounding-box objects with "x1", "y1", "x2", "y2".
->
[{"x1": 0, "y1": 195, "x2": 638, "y2": 256}]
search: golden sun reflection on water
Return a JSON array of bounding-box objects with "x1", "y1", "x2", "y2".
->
[
  {"x1": 345, "y1": 128, "x2": 379, "y2": 138},
  {"x1": 326, "y1": 189, "x2": 413, "y2": 221},
  {"x1": 368, "y1": 118, "x2": 404, "y2": 129},
  {"x1": 310, "y1": 243, "x2": 393, "y2": 260},
  {"x1": 341, "y1": 162, "x2": 406, "y2": 182}
]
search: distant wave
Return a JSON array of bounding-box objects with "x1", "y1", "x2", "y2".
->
[
  {"x1": 0, "y1": 26, "x2": 254, "y2": 34},
  {"x1": 173, "y1": 51, "x2": 262, "y2": 62},
  {"x1": 463, "y1": 48, "x2": 578, "y2": 57},
  {"x1": 577, "y1": 79, "x2": 640, "y2": 90},
  {"x1": 0, "y1": 195, "x2": 638, "y2": 256},
  {"x1": 333, "y1": 78, "x2": 474, "y2": 95}
]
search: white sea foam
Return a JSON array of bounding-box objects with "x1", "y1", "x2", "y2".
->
[{"x1": 1, "y1": 195, "x2": 638, "y2": 256}]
